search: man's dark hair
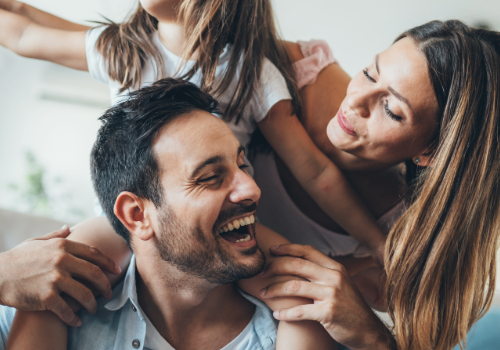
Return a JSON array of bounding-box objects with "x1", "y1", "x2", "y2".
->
[{"x1": 91, "y1": 78, "x2": 219, "y2": 245}]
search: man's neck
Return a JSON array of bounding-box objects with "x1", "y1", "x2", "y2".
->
[{"x1": 135, "y1": 254, "x2": 255, "y2": 350}]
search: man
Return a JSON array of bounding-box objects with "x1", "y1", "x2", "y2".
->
[{"x1": 1, "y1": 78, "x2": 278, "y2": 349}]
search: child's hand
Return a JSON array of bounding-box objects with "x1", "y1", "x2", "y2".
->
[{"x1": 351, "y1": 266, "x2": 387, "y2": 312}]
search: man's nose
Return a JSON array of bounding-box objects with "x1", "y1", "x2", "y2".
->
[{"x1": 228, "y1": 169, "x2": 261, "y2": 205}]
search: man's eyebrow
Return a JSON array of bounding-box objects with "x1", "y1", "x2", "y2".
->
[
  {"x1": 376, "y1": 54, "x2": 413, "y2": 112},
  {"x1": 237, "y1": 145, "x2": 245, "y2": 157},
  {"x1": 191, "y1": 155, "x2": 224, "y2": 178},
  {"x1": 190, "y1": 145, "x2": 245, "y2": 177}
]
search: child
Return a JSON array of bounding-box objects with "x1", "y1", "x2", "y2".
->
[{"x1": 0, "y1": 0, "x2": 386, "y2": 348}]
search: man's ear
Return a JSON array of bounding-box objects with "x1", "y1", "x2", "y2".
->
[{"x1": 114, "y1": 192, "x2": 154, "y2": 242}]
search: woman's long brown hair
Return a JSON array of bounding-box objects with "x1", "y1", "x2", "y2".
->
[
  {"x1": 94, "y1": 0, "x2": 300, "y2": 124},
  {"x1": 386, "y1": 20, "x2": 500, "y2": 350}
]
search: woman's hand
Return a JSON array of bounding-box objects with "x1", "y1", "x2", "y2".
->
[
  {"x1": 351, "y1": 266, "x2": 387, "y2": 312},
  {"x1": 0, "y1": 226, "x2": 121, "y2": 327},
  {"x1": 259, "y1": 244, "x2": 394, "y2": 350}
]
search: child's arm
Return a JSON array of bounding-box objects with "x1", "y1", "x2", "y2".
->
[
  {"x1": 0, "y1": 1, "x2": 90, "y2": 31},
  {"x1": 238, "y1": 223, "x2": 337, "y2": 349},
  {"x1": 6, "y1": 217, "x2": 132, "y2": 350},
  {"x1": 0, "y1": 7, "x2": 87, "y2": 70},
  {"x1": 258, "y1": 101, "x2": 386, "y2": 263}
]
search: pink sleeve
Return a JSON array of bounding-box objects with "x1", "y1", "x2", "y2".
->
[{"x1": 293, "y1": 40, "x2": 337, "y2": 89}]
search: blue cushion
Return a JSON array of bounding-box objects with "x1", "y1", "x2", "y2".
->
[{"x1": 453, "y1": 306, "x2": 500, "y2": 350}]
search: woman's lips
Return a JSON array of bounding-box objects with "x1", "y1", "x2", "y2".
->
[{"x1": 337, "y1": 108, "x2": 357, "y2": 136}]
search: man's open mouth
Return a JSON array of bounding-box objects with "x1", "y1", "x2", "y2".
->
[{"x1": 217, "y1": 214, "x2": 256, "y2": 245}]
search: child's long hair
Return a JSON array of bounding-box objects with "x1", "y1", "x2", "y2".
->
[
  {"x1": 95, "y1": 0, "x2": 300, "y2": 124},
  {"x1": 386, "y1": 20, "x2": 500, "y2": 350}
]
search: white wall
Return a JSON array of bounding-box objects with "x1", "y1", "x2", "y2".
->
[{"x1": 272, "y1": 0, "x2": 500, "y2": 76}]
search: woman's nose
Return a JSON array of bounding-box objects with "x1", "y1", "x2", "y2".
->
[{"x1": 345, "y1": 86, "x2": 372, "y2": 119}]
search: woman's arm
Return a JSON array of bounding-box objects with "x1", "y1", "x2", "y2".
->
[
  {"x1": 0, "y1": 226, "x2": 119, "y2": 327},
  {"x1": 6, "y1": 217, "x2": 132, "y2": 350},
  {"x1": 0, "y1": 8, "x2": 87, "y2": 70},
  {"x1": 285, "y1": 41, "x2": 351, "y2": 159},
  {"x1": 0, "y1": 1, "x2": 91, "y2": 31},
  {"x1": 260, "y1": 244, "x2": 396, "y2": 350},
  {"x1": 258, "y1": 101, "x2": 386, "y2": 263},
  {"x1": 238, "y1": 224, "x2": 336, "y2": 349}
]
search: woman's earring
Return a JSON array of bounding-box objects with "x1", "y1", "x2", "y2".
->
[{"x1": 414, "y1": 157, "x2": 421, "y2": 165}]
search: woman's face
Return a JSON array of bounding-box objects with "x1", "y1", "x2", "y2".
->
[{"x1": 327, "y1": 37, "x2": 439, "y2": 165}]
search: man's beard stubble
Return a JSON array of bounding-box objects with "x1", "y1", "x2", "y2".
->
[{"x1": 156, "y1": 203, "x2": 265, "y2": 285}]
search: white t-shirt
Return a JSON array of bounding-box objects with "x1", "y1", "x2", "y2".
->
[
  {"x1": 138, "y1": 290, "x2": 276, "y2": 350},
  {"x1": 142, "y1": 311, "x2": 254, "y2": 350},
  {"x1": 86, "y1": 26, "x2": 292, "y2": 173}
]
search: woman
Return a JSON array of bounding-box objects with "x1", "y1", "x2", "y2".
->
[{"x1": 258, "y1": 20, "x2": 500, "y2": 350}]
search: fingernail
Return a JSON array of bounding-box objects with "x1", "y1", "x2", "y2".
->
[
  {"x1": 61, "y1": 225, "x2": 69, "y2": 230},
  {"x1": 75, "y1": 319, "x2": 82, "y2": 327},
  {"x1": 106, "y1": 290, "x2": 113, "y2": 299},
  {"x1": 273, "y1": 310, "x2": 279, "y2": 319},
  {"x1": 260, "y1": 288, "x2": 267, "y2": 297},
  {"x1": 115, "y1": 265, "x2": 121, "y2": 274},
  {"x1": 270, "y1": 245, "x2": 280, "y2": 250}
]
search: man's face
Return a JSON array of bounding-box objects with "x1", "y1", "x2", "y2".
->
[{"x1": 150, "y1": 111, "x2": 264, "y2": 284}]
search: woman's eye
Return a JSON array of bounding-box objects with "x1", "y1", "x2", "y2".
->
[
  {"x1": 363, "y1": 68, "x2": 376, "y2": 83},
  {"x1": 239, "y1": 164, "x2": 249, "y2": 171},
  {"x1": 383, "y1": 101, "x2": 403, "y2": 122}
]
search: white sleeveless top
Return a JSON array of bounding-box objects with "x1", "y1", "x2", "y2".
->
[
  {"x1": 253, "y1": 151, "x2": 406, "y2": 258},
  {"x1": 86, "y1": 26, "x2": 292, "y2": 176}
]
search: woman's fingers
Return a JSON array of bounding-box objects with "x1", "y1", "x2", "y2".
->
[
  {"x1": 60, "y1": 239, "x2": 121, "y2": 276},
  {"x1": 270, "y1": 244, "x2": 346, "y2": 272},
  {"x1": 37, "y1": 225, "x2": 71, "y2": 240},
  {"x1": 56, "y1": 277, "x2": 98, "y2": 316},
  {"x1": 261, "y1": 256, "x2": 322, "y2": 281},
  {"x1": 272, "y1": 303, "x2": 320, "y2": 322},
  {"x1": 45, "y1": 293, "x2": 82, "y2": 328},
  {"x1": 261, "y1": 279, "x2": 335, "y2": 301},
  {"x1": 261, "y1": 255, "x2": 346, "y2": 286},
  {"x1": 63, "y1": 254, "x2": 113, "y2": 299}
]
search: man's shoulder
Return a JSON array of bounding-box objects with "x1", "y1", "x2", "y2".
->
[
  {"x1": 238, "y1": 290, "x2": 278, "y2": 350},
  {"x1": 67, "y1": 280, "x2": 135, "y2": 350}
]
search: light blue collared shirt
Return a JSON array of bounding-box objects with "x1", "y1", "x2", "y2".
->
[{"x1": 0, "y1": 255, "x2": 277, "y2": 350}]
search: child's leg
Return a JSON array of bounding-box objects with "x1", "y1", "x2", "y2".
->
[
  {"x1": 7, "y1": 311, "x2": 67, "y2": 350},
  {"x1": 277, "y1": 320, "x2": 337, "y2": 350}
]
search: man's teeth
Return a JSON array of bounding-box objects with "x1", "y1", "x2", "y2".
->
[
  {"x1": 235, "y1": 234, "x2": 251, "y2": 243},
  {"x1": 218, "y1": 214, "x2": 256, "y2": 234}
]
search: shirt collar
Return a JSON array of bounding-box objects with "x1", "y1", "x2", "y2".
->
[{"x1": 104, "y1": 255, "x2": 145, "y2": 319}]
